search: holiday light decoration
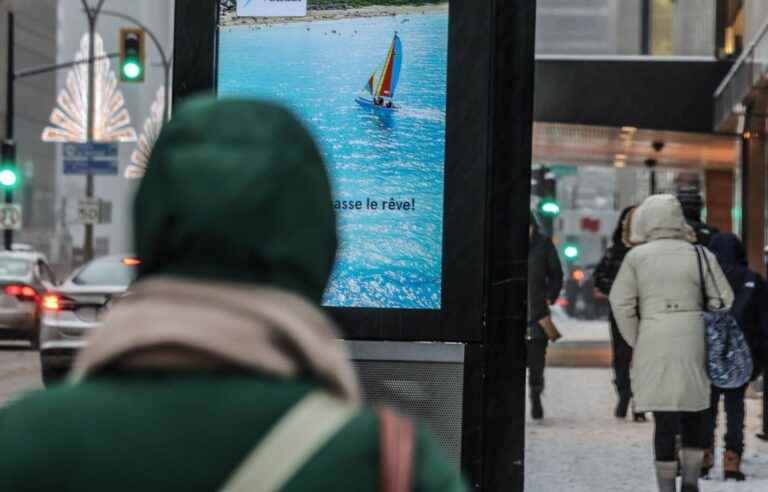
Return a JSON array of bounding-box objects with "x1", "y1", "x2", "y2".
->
[
  {"x1": 125, "y1": 87, "x2": 165, "y2": 179},
  {"x1": 42, "y1": 33, "x2": 137, "y2": 143}
]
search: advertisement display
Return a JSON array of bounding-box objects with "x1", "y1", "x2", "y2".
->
[{"x1": 218, "y1": 3, "x2": 449, "y2": 309}]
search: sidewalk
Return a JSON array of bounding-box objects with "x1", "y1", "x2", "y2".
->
[{"x1": 525, "y1": 367, "x2": 768, "y2": 491}]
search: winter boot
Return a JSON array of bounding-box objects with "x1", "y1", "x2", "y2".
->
[
  {"x1": 700, "y1": 448, "x2": 714, "y2": 478},
  {"x1": 530, "y1": 388, "x2": 544, "y2": 420},
  {"x1": 654, "y1": 461, "x2": 678, "y2": 492},
  {"x1": 615, "y1": 393, "x2": 630, "y2": 419},
  {"x1": 723, "y1": 450, "x2": 746, "y2": 481},
  {"x1": 680, "y1": 448, "x2": 704, "y2": 492},
  {"x1": 631, "y1": 401, "x2": 647, "y2": 422}
]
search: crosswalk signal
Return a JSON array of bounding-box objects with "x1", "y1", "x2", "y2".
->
[
  {"x1": 0, "y1": 142, "x2": 19, "y2": 192},
  {"x1": 119, "y1": 28, "x2": 145, "y2": 82}
]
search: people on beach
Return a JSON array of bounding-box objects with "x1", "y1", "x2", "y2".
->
[
  {"x1": 0, "y1": 98, "x2": 465, "y2": 491},
  {"x1": 594, "y1": 205, "x2": 647, "y2": 422},
  {"x1": 702, "y1": 233, "x2": 768, "y2": 481},
  {"x1": 527, "y1": 211, "x2": 564, "y2": 420},
  {"x1": 609, "y1": 194, "x2": 734, "y2": 492}
]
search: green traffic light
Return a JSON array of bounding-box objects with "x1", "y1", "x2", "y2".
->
[
  {"x1": 122, "y1": 59, "x2": 142, "y2": 80},
  {"x1": 563, "y1": 244, "x2": 580, "y2": 260},
  {"x1": 539, "y1": 199, "x2": 560, "y2": 216},
  {"x1": 0, "y1": 168, "x2": 19, "y2": 189}
]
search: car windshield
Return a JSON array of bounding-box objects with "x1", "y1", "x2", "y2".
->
[
  {"x1": 72, "y1": 257, "x2": 138, "y2": 287},
  {"x1": 0, "y1": 257, "x2": 31, "y2": 278}
]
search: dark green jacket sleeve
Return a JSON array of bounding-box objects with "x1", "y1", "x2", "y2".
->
[{"x1": 414, "y1": 424, "x2": 467, "y2": 491}]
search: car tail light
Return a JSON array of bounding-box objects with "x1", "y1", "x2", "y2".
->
[
  {"x1": 41, "y1": 294, "x2": 75, "y2": 311},
  {"x1": 4, "y1": 284, "x2": 39, "y2": 301},
  {"x1": 122, "y1": 257, "x2": 141, "y2": 266}
]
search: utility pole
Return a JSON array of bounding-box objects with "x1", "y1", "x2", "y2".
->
[
  {"x1": 4, "y1": 11, "x2": 14, "y2": 251},
  {"x1": 82, "y1": 0, "x2": 107, "y2": 262}
]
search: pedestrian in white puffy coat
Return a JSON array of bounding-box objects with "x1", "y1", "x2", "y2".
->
[{"x1": 609, "y1": 194, "x2": 734, "y2": 492}]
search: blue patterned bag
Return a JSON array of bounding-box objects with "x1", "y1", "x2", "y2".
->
[{"x1": 695, "y1": 246, "x2": 753, "y2": 389}]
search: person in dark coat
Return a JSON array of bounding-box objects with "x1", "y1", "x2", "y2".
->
[
  {"x1": 676, "y1": 187, "x2": 719, "y2": 247},
  {"x1": 703, "y1": 233, "x2": 768, "y2": 481},
  {"x1": 527, "y1": 211, "x2": 564, "y2": 420},
  {"x1": 594, "y1": 205, "x2": 646, "y2": 422}
]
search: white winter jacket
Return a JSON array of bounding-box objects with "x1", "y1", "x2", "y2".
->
[{"x1": 609, "y1": 195, "x2": 734, "y2": 412}]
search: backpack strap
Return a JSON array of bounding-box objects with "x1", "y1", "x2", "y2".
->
[
  {"x1": 379, "y1": 407, "x2": 415, "y2": 492},
  {"x1": 220, "y1": 391, "x2": 358, "y2": 492}
]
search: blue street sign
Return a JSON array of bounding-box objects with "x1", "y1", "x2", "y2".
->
[{"x1": 63, "y1": 143, "x2": 119, "y2": 175}]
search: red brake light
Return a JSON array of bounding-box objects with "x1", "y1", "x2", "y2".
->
[
  {"x1": 4, "y1": 285, "x2": 21, "y2": 297},
  {"x1": 42, "y1": 294, "x2": 61, "y2": 311},
  {"x1": 4, "y1": 284, "x2": 38, "y2": 301}
]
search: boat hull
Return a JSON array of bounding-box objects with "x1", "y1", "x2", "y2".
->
[{"x1": 355, "y1": 97, "x2": 398, "y2": 112}]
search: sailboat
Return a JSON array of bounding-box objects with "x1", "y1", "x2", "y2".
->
[{"x1": 355, "y1": 32, "x2": 402, "y2": 112}]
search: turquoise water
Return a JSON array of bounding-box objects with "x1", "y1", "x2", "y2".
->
[{"x1": 219, "y1": 12, "x2": 447, "y2": 309}]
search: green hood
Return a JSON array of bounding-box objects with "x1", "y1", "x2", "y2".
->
[{"x1": 133, "y1": 97, "x2": 337, "y2": 303}]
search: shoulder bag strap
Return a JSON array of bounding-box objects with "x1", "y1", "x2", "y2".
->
[
  {"x1": 219, "y1": 391, "x2": 358, "y2": 492},
  {"x1": 694, "y1": 245, "x2": 709, "y2": 311},
  {"x1": 379, "y1": 407, "x2": 415, "y2": 492},
  {"x1": 699, "y1": 246, "x2": 726, "y2": 310}
]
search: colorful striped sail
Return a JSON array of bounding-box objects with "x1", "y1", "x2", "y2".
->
[{"x1": 374, "y1": 33, "x2": 403, "y2": 99}]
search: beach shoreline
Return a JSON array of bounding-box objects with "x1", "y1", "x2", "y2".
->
[{"x1": 220, "y1": 3, "x2": 449, "y2": 27}]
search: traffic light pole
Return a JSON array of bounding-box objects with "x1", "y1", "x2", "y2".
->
[
  {"x1": 4, "y1": 11, "x2": 15, "y2": 251},
  {"x1": 82, "y1": 0, "x2": 107, "y2": 262}
]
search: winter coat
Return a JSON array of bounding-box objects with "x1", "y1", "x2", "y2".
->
[
  {"x1": 610, "y1": 195, "x2": 734, "y2": 412},
  {"x1": 0, "y1": 99, "x2": 466, "y2": 491},
  {"x1": 594, "y1": 206, "x2": 636, "y2": 296},
  {"x1": 709, "y1": 233, "x2": 768, "y2": 374},
  {"x1": 687, "y1": 219, "x2": 719, "y2": 247},
  {"x1": 528, "y1": 231, "x2": 564, "y2": 338}
]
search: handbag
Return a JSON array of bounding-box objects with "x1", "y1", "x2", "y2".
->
[
  {"x1": 538, "y1": 315, "x2": 563, "y2": 342},
  {"x1": 695, "y1": 246, "x2": 753, "y2": 389}
]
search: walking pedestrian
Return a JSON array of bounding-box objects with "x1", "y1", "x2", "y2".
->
[
  {"x1": 0, "y1": 98, "x2": 465, "y2": 491},
  {"x1": 594, "y1": 205, "x2": 646, "y2": 422},
  {"x1": 609, "y1": 194, "x2": 734, "y2": 492},
  {"x1": 527, "y1": 211, "x2": 564, "y2": 420},
  {"x1": 702, "y1": 233, "x2": 767, "y2": 481}
]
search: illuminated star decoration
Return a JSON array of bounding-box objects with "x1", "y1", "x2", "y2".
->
[
  {"x1": 42, "y1": 33, "x2": 137, "y2": 143},
  {"x1": 125, "y1": 87, "x2": 165, "y2": 179}
]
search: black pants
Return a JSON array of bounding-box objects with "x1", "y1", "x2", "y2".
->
[
  {"x1": 609, "y1": 313, "x2": 633, "y2": 399},
  {"x1": 653, "y1": 410, "x2": 708, "y2": 461},
  {"x1": 705, "y1": 384, "x2": 747, "y2": 455},
  {"x1": 527, "y1": 337, "x2": 548, "y2": 394}
]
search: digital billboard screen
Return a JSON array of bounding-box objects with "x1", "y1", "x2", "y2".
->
[{"x1": 218, "y1": 3, "x2": 449, "y2": 310}]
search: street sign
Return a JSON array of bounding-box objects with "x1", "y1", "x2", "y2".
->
[
  {"x1": 63, "y1": 143, "x2": 119, "y2": 175},
  {"x1": 78, "y1": 198, "x2": 101, "y2": 225},
  {"x1": 0, "y1": 204, "x2": 22, "y2": 230},
  {"x1": 237, "y1": 0, "x2": 307, "y2": 17}
]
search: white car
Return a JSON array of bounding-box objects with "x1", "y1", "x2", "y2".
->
[
  {"x1": 39, "y1": 254, "x2": 138, "y2": 385},
  {"x1": 0, "y1": 250, "x2": 58, "y2": 348}
]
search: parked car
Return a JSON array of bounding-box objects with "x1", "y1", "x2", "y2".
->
[
  {"x1": 39, "y1": 254, "x2": 138, "y2": 385},
  {"x1": 0, "y1": 250, "x2": 58, "y2": 348}
]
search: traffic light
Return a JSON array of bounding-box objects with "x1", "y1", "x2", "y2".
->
[
  {"x1": 119, "y1": 28, "x2": 146, "y2": 82},
  {"x1": 0, "y1": 141, "x2": 19, "y2": 191},
  {"x1": 563, "y1": 242, "x2": 581, "y2": 262},
  {"x1": 538, "y1": 198, "x2": 561, "y2": 217}
]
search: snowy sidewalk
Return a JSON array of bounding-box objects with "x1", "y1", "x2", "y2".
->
[{"x1": 525, "y1": 368, "x2": 768, "y2": 491}]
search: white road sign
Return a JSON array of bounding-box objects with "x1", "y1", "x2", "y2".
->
[
  {"x1": 237, "y1": 0, "x2": 306, "y2": 17},
  {"x1": 78, "y1": 198, "x2": 101, "y2": 225},
  {"x1": 0, "y1": 204, "x2": 22, "y2": 230}
]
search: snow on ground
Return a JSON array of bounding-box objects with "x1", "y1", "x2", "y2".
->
[
  {"x1": 526, "y1": 368, "x2": 768, "y2": 492},
  {"x1": 550, "y1": 307, "x2": 611, "y2": 342}
]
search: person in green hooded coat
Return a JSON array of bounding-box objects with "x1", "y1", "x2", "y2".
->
[{"x1": 0, "y1": 97, "x2": 465, "y2": 492}]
